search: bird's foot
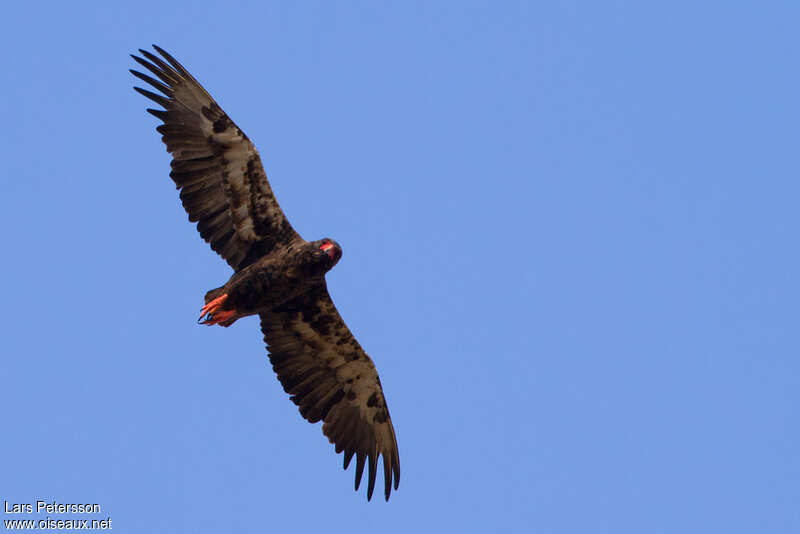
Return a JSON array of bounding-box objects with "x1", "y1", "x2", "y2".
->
[{"x1": 198, "y1": 294, "x2": 238, "y2": 327}]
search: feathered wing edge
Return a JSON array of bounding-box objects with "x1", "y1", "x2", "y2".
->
[
  {"x1": 259, "y1": 285, "x2": 400, "y2": 500},
  {"x1": 130, "y1": 45, "x2": 299, "y2": 270}
]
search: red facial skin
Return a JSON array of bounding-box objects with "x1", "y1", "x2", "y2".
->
[{"x1": 320, "y1": 241, "x2": 336, "y2": 260}]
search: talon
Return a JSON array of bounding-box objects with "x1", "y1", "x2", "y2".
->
[{"x1": 198, "y1": 294, "x2": 238, "y2": 327}]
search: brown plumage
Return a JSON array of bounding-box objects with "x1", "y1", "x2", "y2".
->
[{"x1": 131, "y1": 45, "x2": 400, "y2": 501}]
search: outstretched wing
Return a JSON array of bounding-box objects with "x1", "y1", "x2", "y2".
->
[
  {"x1": 259, "y1": 284, "x2": 400, "y2": 501},
  {"x1": 131, "y1": 45, "x2": 299, "y2": 271}
]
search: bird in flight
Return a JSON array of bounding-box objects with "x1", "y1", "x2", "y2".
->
[{"x1": 130, "y1": 45, "x2": 400, "y2": 501}]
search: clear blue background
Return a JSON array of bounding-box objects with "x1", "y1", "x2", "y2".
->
[{"x1": 2, "y1": 2, "x2": 798, "y2": 532}]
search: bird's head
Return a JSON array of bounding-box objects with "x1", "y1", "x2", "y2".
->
[{"x1": 316, "y1": 238, "x2": 342, "y2": 268}]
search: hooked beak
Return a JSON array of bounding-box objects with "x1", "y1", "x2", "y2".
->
[{"x1": 321, "y1": 242, "x2": 335, "y2": 259}]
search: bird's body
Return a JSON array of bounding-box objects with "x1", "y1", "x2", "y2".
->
[
  {"x1": 200, "y1": 238, "x2": 342, "y2": 326},
  {"x1": 131, "y1": 46, "x2": 399, "y2": 501}
]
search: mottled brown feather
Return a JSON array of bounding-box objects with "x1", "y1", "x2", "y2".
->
[
  {"x1": 131, "y1": 45, "x2": 299, "y2": 270},
  {"x1": 260, "y1": 284, "x2": 400, "y2": 501}
]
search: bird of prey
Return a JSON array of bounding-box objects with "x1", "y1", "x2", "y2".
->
[{"x1": 130, "y1": 45, "x2": 400, "y2": 501}]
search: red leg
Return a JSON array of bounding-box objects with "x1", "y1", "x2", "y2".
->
[{"x1": 198, "y1": 294, "x2": 239, "y2": 327}]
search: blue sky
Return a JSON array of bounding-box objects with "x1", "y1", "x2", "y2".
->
[{"x1": 2, "y1": 1, "x2": 798, "y2": 532}]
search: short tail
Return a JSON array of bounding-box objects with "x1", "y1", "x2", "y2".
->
[{"x1": 204, "y1": 286, "x2": 226, "y2": 304}]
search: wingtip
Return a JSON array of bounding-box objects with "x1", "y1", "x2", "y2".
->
[
  {"x1": 343, "y1": 449, "x2": 355, "y2": 470},
  {"x1": 354, "y1": 451, "x2": 366, "y2": 491},
  {"x1": 367, "y1": 454, "x2": 377, "y2": 501}
]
